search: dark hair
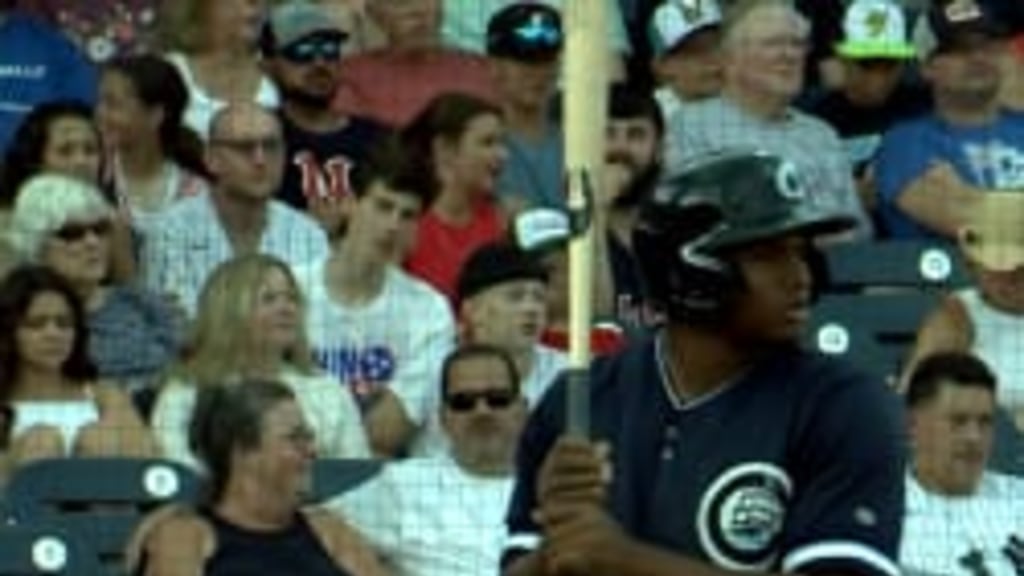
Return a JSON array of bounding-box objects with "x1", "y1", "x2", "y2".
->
[
  {"x1": 400, "y1": 92, "x2": 502, "y2": 198},
  {"x1": 0, "y1": 265, "x2": 97, "y2": 402},
  {"x1": 905, "y1": 351, "x2": 997, "y2": 409},
  {"x1": 104, "y1": 56, "x2": 211, "y2": 179},
  {"x1": 609, "y1": 82, "x2": 665, "y2": 136},
  {"x1": 189, "y1": 379, "x2": 296, "y2": 504},
  {"x1": 440, "y1": 343, "x2": 521, "y2": 400},
  {"x1": 0, "y1": 101, "x2": 100, "y2": 207},
  {"x1": 350, "y1": 136, "x2": 432, "y2": 207}
]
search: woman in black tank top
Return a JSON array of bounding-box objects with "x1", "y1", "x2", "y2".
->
[{"x1": 129, "y1": 379, "x2": 386, "y2": 576}]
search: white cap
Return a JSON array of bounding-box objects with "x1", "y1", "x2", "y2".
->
[
  {"x1": 835, "y1": 0, "x2": 916, "y2": 59},
  {"x1": 648, "y1": 0, "x2": 722, "y2": 58}
]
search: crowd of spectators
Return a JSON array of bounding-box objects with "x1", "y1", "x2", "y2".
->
[{"x1": 1, "y1": 0, "x2": 1024, "y2": 574}]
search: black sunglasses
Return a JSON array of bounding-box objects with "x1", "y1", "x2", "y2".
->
[
  {"x1": 53, "y1": 220, "x2": 111, "y2": 242},
  {"x1": 445, "y1": 389, "x2": 517, "y2": 413},
  {"x1": 281, "y1": 35, "x2": 346, "y2": 64}
]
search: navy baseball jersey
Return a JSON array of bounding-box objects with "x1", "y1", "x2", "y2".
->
[{"x1": 504, "y1": 333, "x2": 906, "y2": 575}]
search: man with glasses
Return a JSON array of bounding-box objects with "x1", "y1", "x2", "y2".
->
[
  {"x1": 141, "y1": 102, "x2": 329, "y2": 316},
  {"x1": 329, "y1": 343, "x2": 528, "y2": 576},
  {"x1": 488, "y1": 2, "x2": 566, "y2": 211},
  {"x1": 262, "y1": 0, "x2": 388, "y2": 238},
  {"x1": 666, "y1": 0, "x2": 873, "y2": 239},
  {"x1": 332, "y1": 0, "x2": 497, "y2": 128},
  {"x1": 412, "y1": 241, "x2": 567, "y2": 456},
  {"x1": 876, "y1": 0, "x2": 1024, "y2": 240}
]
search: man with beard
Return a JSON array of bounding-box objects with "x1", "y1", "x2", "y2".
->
[
  {"x1": 262, "y1": 0, "x2": 388, "y2": 238},
  {"x1": 329, "y1": 344, "x2": 529, "y2": 576},
  {"x1": 876, "y1": 0, "x2": 1024, "y2": 240},
  {"x1": 602, "y1": 84, "x2": 667, "y2": 332},
  {"x1": 0, "y1": 0, "x2": 96, "y2": 154}
]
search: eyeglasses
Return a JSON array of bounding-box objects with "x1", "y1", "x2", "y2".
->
[
  {"x1": 280, "y1": 35, "x2": 346, "y2": 64},
  {"x1": 53, "y1": 220, "x2": 111, "y2": 242},
  {"x1": 211, "y1": 137, "x2": 285, "y2": 157},
  {"x1": 445, "y1": 389, "x2": 517, "y2": 413}
]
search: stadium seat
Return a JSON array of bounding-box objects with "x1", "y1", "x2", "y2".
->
[
  {"x1": 0, "y1": 521, "x2": 104, "y2": 575},
  {"x1": 806, "y1": 292, "x2": 943, "y2": 386},
  {"x1": 5, "y1": 458, "x2": 201, "y2": 572},
  {"x1": 310, "y1": 458, "x2": 384, "y2": 503},
  {"x1": 820, "y1": 240, "x2": 970, "y2": 292}
]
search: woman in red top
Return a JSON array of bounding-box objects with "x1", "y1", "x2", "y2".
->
[{"x1": 401, "y1": 92, "x2": 508, "y2": 302}]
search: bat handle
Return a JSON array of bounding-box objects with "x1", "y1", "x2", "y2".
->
[
  {"x1": 565, "y1": 367, "x2": 591, "y2": 439},
  {"x1": 565, "y1": 169, "x2": 595, "y2": 238}
]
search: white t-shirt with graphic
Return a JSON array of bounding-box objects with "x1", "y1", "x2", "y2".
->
[{"x1": 294, "y1": 257, "x2": 456, "y2": 429}]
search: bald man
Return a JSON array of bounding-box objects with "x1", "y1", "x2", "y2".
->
[{"x1": 141, "y1": 103, "x2": 329, "y2": 316}]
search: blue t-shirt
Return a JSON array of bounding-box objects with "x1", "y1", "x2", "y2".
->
[
  {"x1": 497, "y1": 125, "x2": 565, "y2": 209},
  {"x1": 504, "y1": 334, "x2": 906, "y2": 575},
  {"x1": 0, "y1": 12, "x2": 97, "y2": 154},
  {"x1": 876, "y1": 112, "x2": 1024, "y2": 240}
]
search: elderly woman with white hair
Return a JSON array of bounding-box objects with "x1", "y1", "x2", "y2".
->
[{"x1": 7, "y1": 174, "x2": 182, "y2": 396}]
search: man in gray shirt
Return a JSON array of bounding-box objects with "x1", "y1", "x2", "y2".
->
[{"x1": 666, "y1": 0, "x2": 873, "y2": 238}]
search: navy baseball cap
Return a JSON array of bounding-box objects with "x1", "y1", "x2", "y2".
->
[
  {"x1": 486, "y1": 2, "x2": 563, "y2": 62},
  {"x1": 457, "y1": 242, "x2": 549, "y2": 304},
  {"x1": 913, "y1": 0, "x2": 1006, "y2": 60}
]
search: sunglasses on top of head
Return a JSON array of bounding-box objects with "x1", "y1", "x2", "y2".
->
[{"x1": 512, "y1": 14, "x2": 562, "y2": 49}]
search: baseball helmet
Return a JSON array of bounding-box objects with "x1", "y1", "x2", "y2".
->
[{"x1": 632, "y1": 149, "x2": 856, "y2": 324}]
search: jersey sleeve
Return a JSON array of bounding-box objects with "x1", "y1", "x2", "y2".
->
[
  {"x1": 501, "y1": 375, "x2": 568, "y2": 567},
  {"x1": 779, "y1": 369, "x2": 907, "y2": 576}
]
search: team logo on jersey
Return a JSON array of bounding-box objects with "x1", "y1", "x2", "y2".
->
[
  {"x1": 774, "y1": 161, "x2": 806, "y2": 201},
  {"x1": 697, "y1": 462, "x2": 792, "y2": 571}
]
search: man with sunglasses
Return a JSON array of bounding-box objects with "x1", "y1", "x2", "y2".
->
[
  {"x1": 262, "y1": 0, "x2": 388, "y2": 238},
  {"x1": 141, "y1": 102, "x2": 329, "y2": 316},
  {"x1": 412, "y1": 240, "x2": 567, "y2": 456},
  {"x1": 329, "y1": 343, "x2": 528, "y2": 576},
  {"x1": 488, "y1": 2, "x2": 566, "y2": 211}
]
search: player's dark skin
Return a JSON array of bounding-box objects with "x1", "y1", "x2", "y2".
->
[{"x1": 506, "y1": 234, "x2": 863, "y2": 576}]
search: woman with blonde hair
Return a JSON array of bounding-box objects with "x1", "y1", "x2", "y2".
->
[
  {"x1": 152, "y1": 254, "x2": 370, "y2": 469},
  {"x1": 158, "y1": 0, "x2": 279, "y2": 139}
]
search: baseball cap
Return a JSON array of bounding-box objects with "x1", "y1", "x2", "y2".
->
[
  {"x1": 959, "y1": 192, "x2": 1024, "y2": 272},
  {"x1": 512, "y1": 208, "x2": 570, "y2": 255},
  {"x1": 456, "y1": 242, "x2": 549, "y2": 304},
  {"x1": 486, "y1": 2, "x2": 563, "y2": 62},
  {"x1": 835, "y1": 0, "x2": 916, "y2": 59},
  {"x1": 264, "y1": 0, "x2": 346, "y2": 52},
  {"x1": 912, "y1": 0, "x2": 1005, "y2": 60},
  {"x1": 648, "y1": 0, "x2": 723, "y2": 58}
]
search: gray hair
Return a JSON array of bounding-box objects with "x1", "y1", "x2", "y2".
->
[{"x1": 7, "y1": 174, "x2": 114, "y2": 262}]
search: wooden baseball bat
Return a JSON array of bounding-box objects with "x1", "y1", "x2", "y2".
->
[{"x1": 562, "y1": 0, "x2": 610, "y2": 438}]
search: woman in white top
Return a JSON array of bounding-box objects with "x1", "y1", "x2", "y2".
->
[
  {"x1": 97, "y1": 55, "x2": 211, "y2": 233},
  {"x1": 0, "y1": 266, "x2": 158, "y2": 474},
  {"x1": 153, "y1": 254, "x2": 370, "y2": 470},
  {"x1": 158, "y1": 0, "x2": 280, "y2": 139}
]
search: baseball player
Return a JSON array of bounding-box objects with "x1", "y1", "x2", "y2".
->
[{"x1": 502, "y1": 149, "x2": 907, "y2": 576}]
